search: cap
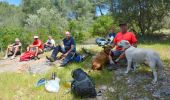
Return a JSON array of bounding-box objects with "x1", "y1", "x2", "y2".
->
[
  {"x1": 15, "y1": 38, "x2": 20, "y2": 42},
  {"x1": 34, "y1": 36, "x2": 39, "y2": 39}
]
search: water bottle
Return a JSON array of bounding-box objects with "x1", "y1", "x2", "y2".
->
[{"x1": 51, "y1": 72, "x2": 56, "y2": 80}]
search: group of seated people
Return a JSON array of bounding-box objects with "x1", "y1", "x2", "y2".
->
[
  {"x1": 3, "y1": 22, "x2": 138, "y2": 68},
  {"x1": 3, "y1": 31, "x2": 76, "y2": 66}
]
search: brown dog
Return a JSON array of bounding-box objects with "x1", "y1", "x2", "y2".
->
[{"x1": 92, "y1": 46, "x2": 112, "y2": 70}]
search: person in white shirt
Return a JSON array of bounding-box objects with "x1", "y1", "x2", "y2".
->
[{"x1": 44, "y1": 36, "x2": 55, "y2": 51}]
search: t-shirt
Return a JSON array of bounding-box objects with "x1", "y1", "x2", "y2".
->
[
  {"x1": 114, "y1": 32, "x2": 137, "y2": 50},
  {"x1": 63, "y1": 37, "x2": 76, "y2": 52},
  {"x1": 33, "y1": 39, "x2": 44, "y2": 50},
  {"x1": 47, "y1": 39, "x2": 55, "y2": 46}
]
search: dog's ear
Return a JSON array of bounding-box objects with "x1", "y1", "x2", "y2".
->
[{"x1": 125, "y1": 41, "x2": 130, "y2": 45}]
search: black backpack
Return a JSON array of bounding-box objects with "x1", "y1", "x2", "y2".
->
[{"x1": 71, "y1": 68, "x2": 96, "y2": 98}]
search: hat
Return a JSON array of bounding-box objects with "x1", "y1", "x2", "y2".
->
[
  {"x1": 34, "y1": 36, "x2": 39, "y2": 39},
  {"x1": 15, "y1": 38, "x2": 20, "y2": 42},
  {"x1": 119, "y1": 22, "x2": 127, "y2": 27}
]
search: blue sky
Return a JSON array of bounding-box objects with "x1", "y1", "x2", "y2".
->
[{"x1": 0, "y1": 0, "x2": 21, "y2": 6}]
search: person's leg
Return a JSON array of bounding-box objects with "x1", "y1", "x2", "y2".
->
[
  {"x1": 27, "y1": 46, "x2": 30, "y2": 51},
  {"x1": 108, "y1": 50, "x2": 122, "y2": 70},
  {"x1": 51, "y1": 46, "x2": 62, "y2": 59},
  {"x1": 34, "y1": 47, "x2": 39, "y2": 56},
  {"x1": 11, "y1": 46, "x2": 19, "y2": 59},
  {"x1": 46, "y1": 46, "x2": 62, "y2": 62},
  {"x1": 4, "y1": 45, "x2": 12, "y2": 59}
]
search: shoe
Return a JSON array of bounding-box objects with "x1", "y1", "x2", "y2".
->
[
  {"x1": 46, "y1": 56, "x2": 55, "y2": 62},
  {"x1": 34, "y1": 56, "x2": 40, "y2": 60},
  {"x1": 107, "y1": 64, "x2": 118, "y2": 71},
  {"x1": 10, "y1": 56, "x2": 15, "y2": 60}
]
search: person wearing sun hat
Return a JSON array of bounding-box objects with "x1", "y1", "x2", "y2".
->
[
  {"x1": 3, "y1": 38, "x2": 22, "y2": 59},
  {"x1": 26, "y1": 35, "x2": 44, "y2": 59}
]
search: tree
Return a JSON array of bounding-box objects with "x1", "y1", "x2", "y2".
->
[
  {"x1": 0, "y1": 2, "x2": 24, "y2": 28},
  {"x1": 92, "y1": 15, "x2": 118, "y2": 36},
  {"x1": 25, "y1": 7, "x2": 68, "y2": 34},
  {"x1": 108, "y1": 0, "x2": 170, "y2": 34},
  {"x1": 21, "y1": 0, "x2": 52, "y2": 14}
]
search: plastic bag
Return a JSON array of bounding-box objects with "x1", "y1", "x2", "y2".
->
[{"x1": 45, "y1": 77, "x2": 60, "y2": 93}]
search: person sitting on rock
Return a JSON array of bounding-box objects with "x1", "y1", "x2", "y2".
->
[
  {"x1": 26, "y1": 36, "x2": 44, "y2": 59},
  {"x1": 46, "y1": 31, "x2": 76, "y2": 66},
  {"x1": 3, "y1": 38, "x2": 22, "y2": 59}
]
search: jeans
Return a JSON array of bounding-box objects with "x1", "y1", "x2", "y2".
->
[{"x1": 51, "y1": 46, "x2": 75, "y2": 66}]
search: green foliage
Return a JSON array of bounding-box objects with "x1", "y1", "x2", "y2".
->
[
  {"x1": 25, "y1": 7, "x2": 68, "y2": 34},
  {"x1": 0, "y1": 2, "x2": 24, "y2": 28},
  {"x1": 109, "y1": 0, "x2": 170, "y2": 34},
  {"x1": 92, "y1": 15, "x2": 118, "y2": 36}
]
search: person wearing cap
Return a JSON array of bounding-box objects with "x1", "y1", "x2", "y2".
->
[
  {"x1": 46, "y1": 31, "x2": 76, "y2": 66},
  {"x1": 26, "y1": 36, "x2": 44, "y2": 59},
  {"x1": 44, "y1": 36, "x2": 55, "y2": 51},
  {"x1": 3, "y1": 38, "x2": 22, "y2": 59},
  {"x1": 108, "y1": 22, "x2": 137, "y2": 70}
]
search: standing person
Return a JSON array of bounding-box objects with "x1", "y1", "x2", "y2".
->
[
  {"x1": 108, "y1": 22, "x2": 137, "y2": 70},
  {"x1": 44, "y1": 36, "x2": 55, "y2": 51},
  {"x1": 46, "y1": 31, "x2": 76, "y2": 66},
  {"x1": 3, "y1": 38, "x2": 22, "y2": 59},
  {"x1": 26, "y1": 36, "x2": 44, "y2": 59}
]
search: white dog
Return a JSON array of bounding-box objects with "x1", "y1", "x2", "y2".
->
[{"x1": 118, "y1": 40, "x2": 164, "y2": 83}]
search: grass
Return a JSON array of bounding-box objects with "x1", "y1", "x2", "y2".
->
[{"x1": 0, "y1": 35, "x2": 170, "y2": 100}]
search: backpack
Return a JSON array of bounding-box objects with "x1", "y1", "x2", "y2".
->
[
  {"x1": 20, "y1": 51, "x2": 36, "y2": 61},
  {"x1": 73, "y1": 53, "x2": 84, "y2": 62},
  {"x1": 71, "y1": 68, "x2": 96, "y2": 98}
]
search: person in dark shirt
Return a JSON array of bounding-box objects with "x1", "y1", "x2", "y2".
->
[
  {"x1": 107, "y1": 27, "x2": 116, "y2": 44},
  {"x1": 46, "y1": 31, "x2": 76, "y2": 66}
]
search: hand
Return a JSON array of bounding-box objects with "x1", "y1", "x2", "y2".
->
[
  {"x1": 63, "y1": 53, "x2": 68, "y2": 57},
  {"x1": 115, "y1": 58, "x2": 120, "y2": 63}
]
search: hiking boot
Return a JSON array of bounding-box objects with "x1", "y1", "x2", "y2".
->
[
  {"x1": 107, "y1": 63, "x2": 118, "y2": 71},
  {"x1": 46, "y1": 56, "x2": 55, "y2": 62},
  {"x1": 10, "y1": 56, "x2": 15, "y2": 60}
]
